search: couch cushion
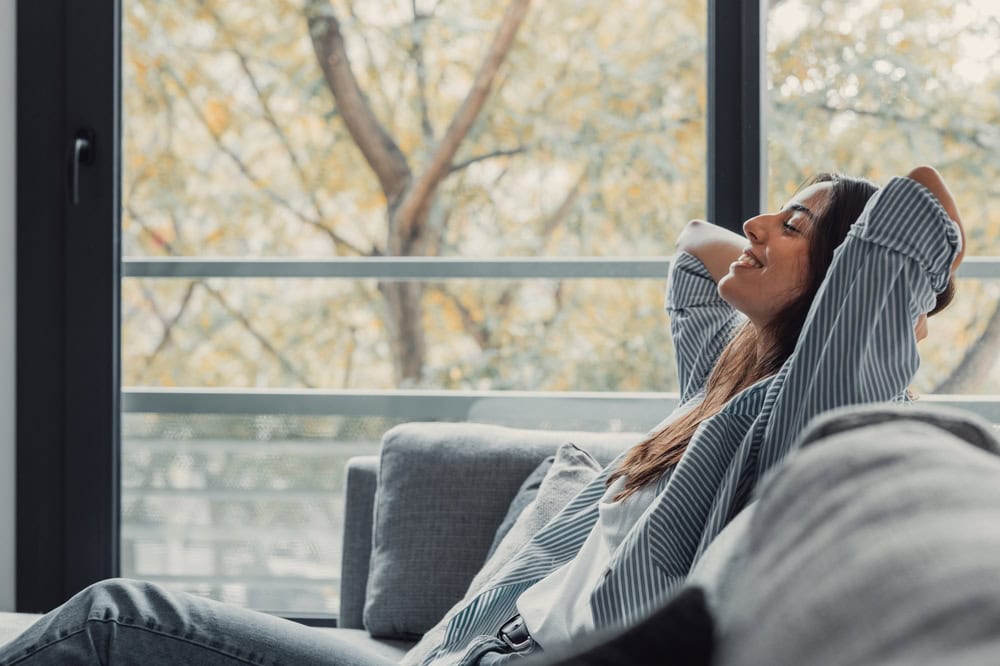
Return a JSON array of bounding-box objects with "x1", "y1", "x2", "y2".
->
[
  {"x1": 0, "y1": 613, "x2": 42, "y2": 648},
  {"x1": 715, "y1": 413, "x2": 1000, "y2": 666},
  {"x1": 363, "y1": 422, "x2": 637, "y2": 639}
]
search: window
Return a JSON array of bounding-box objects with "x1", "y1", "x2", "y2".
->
[
  {"x1": 120, "y1": 0, "x2": 708, "y2": 614},
  {"x1": 17, "y1": 0, "x2": 998, "y2": 618}
]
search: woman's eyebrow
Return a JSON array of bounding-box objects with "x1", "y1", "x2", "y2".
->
[{"x1": 785, "y1": 202, "x2": 817, "y2": 221}]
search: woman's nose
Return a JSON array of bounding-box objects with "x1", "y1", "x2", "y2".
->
[{"x1": 743, "y1": 214, "x2": 766, "y2": 242}]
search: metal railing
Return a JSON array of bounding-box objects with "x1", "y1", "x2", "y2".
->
[
  {"x1": 121, "y1": 388, "x2": 1000, "y2": 427},
  {"x1": 122, "y1": 255, "x2": 1000, "y2": 280},
  {"x1": 121, "y1": 254, "x2": 1000, "y2": 427}
]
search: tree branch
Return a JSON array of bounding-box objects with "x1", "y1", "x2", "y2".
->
[
  {"x1": 128, "y1": 205, "x2": 316, "y2": 388},
  {"x1": 201, "y1": 3, "x2": 332, "y2": 229},
  {"x1": 305, "y1": 0, "x2": 412, "y2": 203},
  {"x1": 774, "y1": 98, "x2": 997, "y2": 151},
  {"x1": 932, "y1": 298, "x2": 1000, "y2": 393},
  {"x1": 161, "y1": 66, "x2": 369, "y2": 255},
  {"x1": 345, "y1": 0, "x2": 396, "y2": 127},
  {"x1": 393, "y1": 0, "x2": 532, "y2": 240},
  {"x1": 540, "y1": 169, "x2": 586, "y2": 239},
  {"x1": 138, "y1": 281, "x2": 198, "y2": 383},
  {"x1": 200, "y1": 281, "x2": 317, "y2": 388},
  {"x1": 448, "y1": 147, "x2": 527, "y2": 174},
  {"x1": 410, "y1": 0, "x2": 435, "y2": 142},
  {"x1": 342, "y1": 326, "x2": 357, "y2": 387},
  {"x1": 441, "y1": 289, "x2": 490, "y2": 349}
]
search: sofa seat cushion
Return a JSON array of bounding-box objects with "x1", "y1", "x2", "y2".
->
[{"x1": 0, "y1": 613, "x2": 42, "y2": 648}]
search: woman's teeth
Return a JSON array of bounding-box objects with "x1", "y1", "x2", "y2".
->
[{"x1": 736, "y1": 252, "x2": 763, "y2": 268}]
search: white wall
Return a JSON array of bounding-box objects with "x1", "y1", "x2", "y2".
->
[{"x1": 1, "y1": 0, "x2": 16, "y2": 611}]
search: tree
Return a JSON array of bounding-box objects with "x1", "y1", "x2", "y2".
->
[
  {"x1": 122, "y1": 0, "x2": 704, "y2": 393},
  {"x1": 304, "y1": 0, "x2": 531, "y2": 383}
]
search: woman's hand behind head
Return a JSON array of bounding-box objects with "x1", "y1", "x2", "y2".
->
[{"x1": 905, "y1": 165, "x2": 965, "y2": 276}]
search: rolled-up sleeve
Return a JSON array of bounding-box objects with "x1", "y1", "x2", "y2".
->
[
  {"x1": 755, "y1": 175, "x2": 962, "y2": 473},
  {"x1": 666, "y1": 251, "x2": 744, "y2": 405}
]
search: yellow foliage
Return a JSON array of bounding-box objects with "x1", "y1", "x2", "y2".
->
[{"x1": 204, "y1": 99, "x2": 231, "y2": 136}]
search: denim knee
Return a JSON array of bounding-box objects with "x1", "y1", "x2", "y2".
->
[{"x1": 75, "y1": 578, "x2": 165, "y2": 626}]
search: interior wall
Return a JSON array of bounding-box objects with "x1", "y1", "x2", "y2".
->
[{"x1": 1, "y1": 0, "x2": 17, "y2": 612}]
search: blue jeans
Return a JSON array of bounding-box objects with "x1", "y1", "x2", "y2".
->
[{"x1": 0, "y1": 579, "x2": 398, "y2": 665}]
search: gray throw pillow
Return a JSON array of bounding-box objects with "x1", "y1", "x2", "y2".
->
[
  {"x1": 484, "y1": 456, "x2": 555, "y2": 562},
  {"x1": 401, "y1": 442, "x2": 602, "y2": 666}
]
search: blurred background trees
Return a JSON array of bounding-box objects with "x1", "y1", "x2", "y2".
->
[{"x1": 122, "y1": 0, "x2": 999, "y2": 395}]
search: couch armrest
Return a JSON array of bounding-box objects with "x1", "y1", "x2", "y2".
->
[{"x1": 339, "y1": 455, "x2": 379, "y2": 630}]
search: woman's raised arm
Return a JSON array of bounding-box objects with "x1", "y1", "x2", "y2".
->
[
  {"x1": 906, "y1": 165, "x2": 966, "y2": 275},
  {"x1": 751, "y1": 172, "x2": 963, "y2": 476},
  {"x1": 675, "y1": 219, "x2": 746, "y2": 284},
  {"x1": 666, "y1": 222, "x2": 745, "y2": 404}
]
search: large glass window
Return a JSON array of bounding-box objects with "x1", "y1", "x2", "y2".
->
[
  {"x1": 767, "y1": 0, "x2": 1000, "y2": 394},
  {"x1": 121, "y1": 0, "x2": 708, "y2": 613}
]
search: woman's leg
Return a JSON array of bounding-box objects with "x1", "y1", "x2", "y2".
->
[{"x1": 0, "y1": 578, "x2": 395, "y2": 665}]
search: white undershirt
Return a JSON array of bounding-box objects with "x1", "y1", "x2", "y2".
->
[{"x1": 515, "y1": 474, "x2": 659, "y2": 648}]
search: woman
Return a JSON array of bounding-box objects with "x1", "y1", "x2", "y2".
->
[
  {"x1": 422, "y1": 166, "x2": 963, "y2": 665},
  {"x1": 0, "y1": 167, "x2": 964, "y2": 666}
]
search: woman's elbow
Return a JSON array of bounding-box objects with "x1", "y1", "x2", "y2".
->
[{"x1": 676, "y1": 219, "x2": 711, "y2": 251}]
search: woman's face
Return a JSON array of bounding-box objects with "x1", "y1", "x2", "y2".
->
[{"x1": 718, "y1": 182, "x2": 833, "y2": 329}]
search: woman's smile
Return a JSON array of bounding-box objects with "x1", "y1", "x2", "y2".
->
[{"x1": 732, "y1": 248, "x2": 764, "y2": 269}]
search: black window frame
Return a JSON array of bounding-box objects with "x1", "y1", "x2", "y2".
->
[
  {"x1": 14, "y1": 0, "x2": 764, "y2": 617},
  {"x1": 17, "y1": 0, "x2": 121, "y2": 612}
]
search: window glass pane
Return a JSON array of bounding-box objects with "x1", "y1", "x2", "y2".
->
[
  {"x1": 767, "y1": 0, "x2": 1000, "y2": 394},
  {"x1": 121, "y1": 0, "x2": 707, "y2": 613},
  {"x1": 123, "y1": 0, "x2": 707, "y2": 259},
  {"x1": 122, "y1": 277, "x2": 677, "y2": 391},
  {"x1": 121, "y1": 413, "x2": 401, "y2": 614}
]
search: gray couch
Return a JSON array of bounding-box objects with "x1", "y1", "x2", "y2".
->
[
  {"x1": 5, "y1": 410, "x2": 1000, "y2": 665},
  {"x1": 333, "y1": 422, "x2": 642, "y2": 661}
]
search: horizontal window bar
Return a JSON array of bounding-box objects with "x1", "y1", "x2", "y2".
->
[
  {"x1": 122, "y1": 257, "x2": 674, "y2": 280},
  {"x1": 122, "y1": 388, "x2": 680, "y2": 431},
  {"x1": 119, "y1": 256, "x2": 1000, "y2": 280},
  {"x1": 122, "y1": 488, "x2": 333, "y2": 501},
  {"x1": 122, "y1": 525, "x2": 338, "y2": 540},
  {"x1": 121, "y1": 388, "x2": 1000, "y2": 426},
  {"x1": 124, "y1": 439, "x2": 373, "y2": 455},
  {"x1": 136, "y1": 575, "x2": 335, "y2": 588}
]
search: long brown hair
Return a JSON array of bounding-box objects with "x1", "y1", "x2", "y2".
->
[{"x1": 608, "y1": 173, "x2": 888, "y2": 501}]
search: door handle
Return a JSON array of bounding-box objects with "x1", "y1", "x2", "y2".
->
[{"x1": 69, "y1": 128, "x2": 96, "y2": 205}]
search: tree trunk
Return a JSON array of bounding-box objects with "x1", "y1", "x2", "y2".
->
[
  {"x1": 380, "y1": 201, "x2": 432, "y2": 385},
  {"x1": 378, "y1": 280, "x2": 427, "y2": 385}
]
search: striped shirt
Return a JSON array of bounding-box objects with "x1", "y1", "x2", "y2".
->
[{"x1": 423, "y1": 176, "x2": 961, "y2": 665}]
